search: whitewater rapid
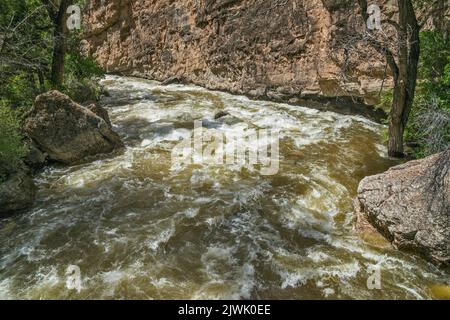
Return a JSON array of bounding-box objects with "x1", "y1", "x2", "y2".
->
[{"x1": 0, "y1": 75, "x2": 447, "y2": 299}]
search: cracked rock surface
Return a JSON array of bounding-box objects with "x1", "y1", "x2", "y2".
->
[
  {"x1": 355, "y1": 150, "x2": 450, "y2": 266},
  {"x1": 24, "y1": 91, "x2": 124, "y2": 165}
]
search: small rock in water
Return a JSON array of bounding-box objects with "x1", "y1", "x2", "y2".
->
[
  {"x1": 162, "y1": 76, "x2": 187, "y2": 85},
  {"x1": 214, "y1": 110, "x2": 230, "y2": 120},
  {"x1": 212, "y1": 110, "x2": 242, "y2": 126}
]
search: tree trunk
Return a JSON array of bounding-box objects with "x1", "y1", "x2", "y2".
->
[
  {"x1": 388, "y1": 83, "x2": 406, "y2": 157},
  {"x1": 37, "y1": 69, "x2": 45, "y2": 93},
  {"x1": 388, "y1": 114, "x2": 405, "y2": 158},
  {"x1": 387, "y1": 0, "x2": 420, "y2": 158},
  {"x1": 50, "y1": 0, "x2": 71, "y2": 87},
  {"x1": 51, "y1": 25, "x2": 66, "y2": 87}
]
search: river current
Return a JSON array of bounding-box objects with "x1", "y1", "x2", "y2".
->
[{"x1": 0, "y1": 76, "x2": 448, "y2": 299}]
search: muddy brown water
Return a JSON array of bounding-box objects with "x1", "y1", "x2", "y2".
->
[{"x1": 0, "y1": 76, "x2": 448, "y2": 299}]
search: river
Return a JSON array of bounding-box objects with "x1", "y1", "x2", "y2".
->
[{"x1": 0, "y1": 76, "x2": 448, "y2": 299}]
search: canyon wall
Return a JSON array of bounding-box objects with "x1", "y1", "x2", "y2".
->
[{"x1": 82, "y1": 0, "x2": 394, "y2": 119}]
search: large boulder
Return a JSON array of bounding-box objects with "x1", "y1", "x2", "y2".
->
[
  {"x1": 355, "y1": 150, "x2": 450, "y2": 266},
  {"x1": 0, "y1": 170, "x2": 37, "y2": 216},
  {"x1": 24, "y1": 91, "x2": 124, "y2": 164}
]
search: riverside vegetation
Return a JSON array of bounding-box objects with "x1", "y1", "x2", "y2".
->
[{"x1": 0, "y1": 0, "x2": 104, "y2": 182}]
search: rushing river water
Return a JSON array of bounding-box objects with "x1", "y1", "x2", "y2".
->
[{"x1": 1, "y1": 76, "x2": 448, "y2": 299}]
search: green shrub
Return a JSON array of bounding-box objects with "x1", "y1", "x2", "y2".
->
[
  {"x1": 376, "y1": 90, "x2": 393, "y2": 116},
  {"x1": 63, "y1": 51, "x2": 105, "y2": 104},
  {"x1": 405, "y1": 31, "x2": 450, "y2": 158},
  {"x1": 0, "y1": 105, "x2": 27, "y2": 182},
  {"x1": 406, "y1": 93, "x2": 450, "y2": 158},
  {"x1": 65, "y1": 52, "x2": 105, "y2": 81},
  {"x1": 0, "y1": 72, "x2": 38, "y2": 111}
]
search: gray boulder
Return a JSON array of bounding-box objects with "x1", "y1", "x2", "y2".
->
[
  {"x1": 355, "y1": 150, "x2": 450, "y2": 266},
  {"x1": 87, "y1": 103, "x2": 112, "y2": 127},
  {"x1": 24, "y1": 91, "x2": 124, "y2": 165},
  {"x1": 0, "y1": 170, "x2": 36, "y2": 215}
]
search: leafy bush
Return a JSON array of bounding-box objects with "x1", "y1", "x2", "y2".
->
[
  {"x1": 65, "y1": 52, "x2": 105, "y2": 81},
  {"x1": 405, "y1": 31, "x2": 450, "y2": 158},
  {"x1": 63, "y1": 30, "x2": 105, "y2": 103},
  {"x1": 0, "y1": 105, "x2": 27, "y2": 182},
  {"x1": 0, "y1": 72, "x2": 39, "y2": 111},
  {"x1": 0, "y1": 0, "x2": 106, "y2": 181},
  {"x1": 407, "y1": 94, "x2": 450, "y2": 157},
  {"x1": 376, "y1": 91, "x2": 393, "y2": 116}
]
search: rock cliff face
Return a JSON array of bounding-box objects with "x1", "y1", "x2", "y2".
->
[
  {"x1": 82, "y1": 0, "x2": 393, "y2": 119},
  {"x1": 355, "y1": 151, "x2": 450, "y2": 266}
]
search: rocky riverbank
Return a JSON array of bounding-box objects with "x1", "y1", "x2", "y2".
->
[
  {"x1": 0, "y1": 91, "x2": 124, "y2": 217},
  {"x1": 355, "y1": 150, "x2": 450, "y2": 267}
]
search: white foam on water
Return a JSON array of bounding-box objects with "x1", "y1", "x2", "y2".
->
[
  {"x1": 323, "y1": 288, "x2": 336, "y2": 298},
  {"x1": 146, "y1": 221, "x2": 176, "y2": 252},
  {"x1": 196, "y1": 245, "x2": 256, "y2": 299},
  {"x1": 277, "y1": 260, "x2": 362, "y2": 289},
  {"x1": 307, "y1": 251, "x2": 332, "y2": 264},
  {"x1": 150, "y1": 277, "x2": 171, "y2": 288},
  {"x1": 141, "y1": 128, "x2": 192, "y2": 148},
  {"x1": 1, "y1": 75, "x2": 445, "y2": 300},
  {"x1": 180, "y1": 208, "x2": 200, "y2": 219},
  {"x1": 22, "y1": 266, "x2": 61, "y2": 299},
  {"x1": 102, "y1": 270, "x2": 127, "y2": 284},
  {"x1": 0, "y1": 278, "x2": 13, "y2": 300},
  {"x1": 396, "y1": 283, "x2": 426, "y2": 300}
]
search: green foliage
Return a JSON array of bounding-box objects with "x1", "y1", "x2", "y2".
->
[
  {"x1": 0, "y1": 72, "x2": 38, "y2": 110},
  {"x1": 64, "y1": 2, "x2": 105, "y2": 85},
  {"x1": 406, "y1": 31, "x2": 450, "y2": 158},
  {"x1": 63, "y1": 52, "x2": 105, "y2": 103},
  {"x1": 0, "y1": 0, "x2": 106, "y2": 180},
  {"x1": 1, "y1": 0, "x2": 105, "y2": 104},
  {"x1": 418, "y1": 30, "x2": 449, "y2": 81},
  {"x1": 65, "y1": 52, "x2": 105, "y2": 81},
  {"x1": 0, "y1": 0, "x2": 52, "y2": 111},
  {"x1": 376, "y1": 91, "x2": 393, "y2": 117},
  {"x1": 0, "y1": 104, "x2": 27, "y2": 182}
]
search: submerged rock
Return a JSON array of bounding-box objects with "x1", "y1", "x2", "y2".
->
[
  {"x1": 355, "y1": 150, "x2": 450, "y2": 266},
  {"x1": 24, "y1": 91, "x2": 124, "y2": 165},
  {"x1": 212, "y1": 111, "x2": 242, "y2": 126},
  {"x1": 214, "y1": 110, "x2": 230, "y2": 120},
  {"x1": 0, "y1": 169, "x2": 36, "y2": 216}
]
